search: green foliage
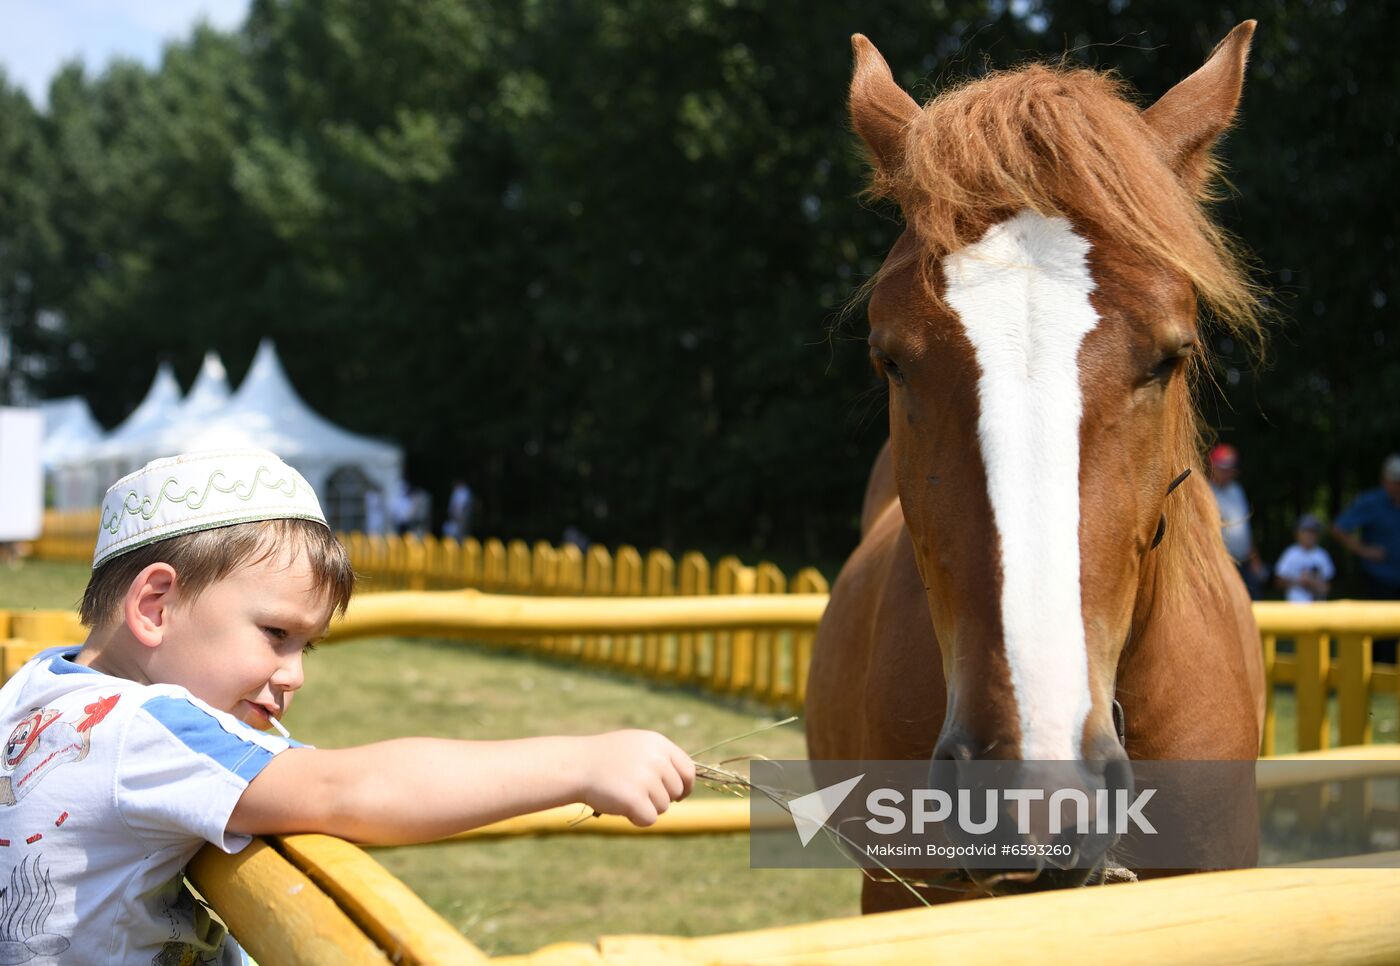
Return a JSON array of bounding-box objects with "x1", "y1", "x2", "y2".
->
[{"x1": 0, "y1": 1, "x2": 1395, "y2": 570}]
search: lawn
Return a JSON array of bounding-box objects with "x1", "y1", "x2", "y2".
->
[{"x1": 5, "y1": 559, "x2": 1396, "y2": 955}]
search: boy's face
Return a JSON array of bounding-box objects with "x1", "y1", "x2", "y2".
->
[
  {"x1": 1297, "y1": 528, "x2": 1319, "y2": 548},
  {"x1": 152, "y1": 546, "x2": 333, "y2": 731}
]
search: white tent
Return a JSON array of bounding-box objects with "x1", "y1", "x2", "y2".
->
[
  {"x1": 119, "y1": 352, "x2": 232, "y2": 467},
  {"x1": 39, "y1": 397, "x2": 105, "y2": 508},
  {"x1": 78, "y1": 355, "x2": 234, "y2": 509},
  {"x1": 105, "y1": 361, "x2": 185, "y2": 448},
  {"x1": 46, "y1": 345, "x2": 400, "y2": 529},
  {"x1": 39, "y1": 397, "x2": 103, "y2": 468},
  {"x1": 49, "y1": 363, "x2": 185, "y2": 509},
  {"x1": 139, "y1": 340, "x2": 401, "y2": 531}
]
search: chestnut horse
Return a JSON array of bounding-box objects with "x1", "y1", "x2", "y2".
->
[{"x1": 806, "y1": 23, "x2": 1266, "y2": 912}]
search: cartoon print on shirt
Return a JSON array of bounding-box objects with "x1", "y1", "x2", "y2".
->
[
  {"x1": 0, "y1": 855, "x2": 70, "y2": 963},
  {"x1": 0, "y1": 696, "x2": 120, "y2": 807}
]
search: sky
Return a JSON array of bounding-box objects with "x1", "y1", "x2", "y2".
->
[{"x1": 0, "y1": 0, "x2": 252, "y2": 108}]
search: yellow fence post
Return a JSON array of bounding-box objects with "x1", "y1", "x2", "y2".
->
[
  {"x1": 345, "y1": 532, "x2": 367, "y2": 576},
  {"x1": 11, "y1": 611, "x2": 85, "y2": 647},
  {"x1": 420, "y1": 535, "x2": 441, "y2": 590},
  {"x1": 506, "y1": 540, "x2": 532, "y2": 595},
  {"x1": 557, "y1": 544, "x2": 584, "y2": 658},
  {"x1": 1296, "y1": 632, "x2": 1330, "y2": 753},
  {"x1": 677, "y1": 552, "x2": 710, "y2": 684},
  {"x1": 460, "y1": 538, "x2": 482, "y2": 588},
  {"x1": 1261, "y1": 633, "x2": 1277, "y2": 757},
  {"x1": 366, "y1": 529, "x2": 389, "y2": 590},
  {"x1": 753, "y1": 562, "x2": 787, "y2": 704},
  {"x1": 439, "y1": 537, "x2": 461, "y2": 589},
  {"x1": 532, "y1": 541, "x2": 560, "y2": 652},
  {"x1": 644, "y1": 550, "x2": 675, "y2": 674},
  {"x1": 713, "y1": 557, "x2": 756, "y2": 694},
  {"x1": 482, "y1": 539, "x2": 507, "y2": 593},
  {"x1": 582, "y1": 546, "x2": 613, "y2": 662},
  {"x1": 405, "y1": 535, "x2": 428, "y2": 592},
  {"x1": 1336, "y1": 634, "x2": 1374, "y2": 747},
  {"x1": 614, "y1": 546, "x2": 643, "y2": 669},
  {"x1": 2, "y1": 643, "x2": 49, "y2": 682},
  {"x1": 789, "y1": 567, "x2": 829, "y2": 710}
]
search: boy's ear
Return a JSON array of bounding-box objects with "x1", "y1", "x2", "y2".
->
[{"x1": 125, "y1": 563, "x2": 177, "y2": 648}]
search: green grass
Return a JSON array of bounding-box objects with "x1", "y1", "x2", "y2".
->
[
  {"x1": 0, "y1": 559, "x2": 91, "y2": 610},
  {"x1": 1268, "y1": 688, "x2": 1399, "y2": 755}
]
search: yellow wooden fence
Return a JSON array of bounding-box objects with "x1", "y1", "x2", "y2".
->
[
  {"x1": 5, "y1": 595, "x2": 1400, "y2": 756},
  {"x1": 0, "y1": 629, "x2": 1397, "y2": 963},
  {"x1": 20, "y1": 509, "x2": 1400, "y2": 750}
]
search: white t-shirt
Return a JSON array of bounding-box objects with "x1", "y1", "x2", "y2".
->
[
  {"x1": 0, "y1": 647, "x2": 300, "y2": 964},
  {"x1": 1275, "y1": 544, "x2": 1336, "y2": 603}
]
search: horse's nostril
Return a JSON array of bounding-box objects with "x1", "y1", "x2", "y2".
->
[
  {"x1": 1103, "y1": 756, "x2": 1133, "y2": 797},
  {"x1": 932, "y1": 737, "x2": 974, "y2": 762}
]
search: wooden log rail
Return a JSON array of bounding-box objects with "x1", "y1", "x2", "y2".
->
[{"x1": 5, "y1": 597, "x2": 1400, "y2": 752}]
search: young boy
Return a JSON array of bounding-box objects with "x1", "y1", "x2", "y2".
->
[
  {"x1": 0, "y1": 450, "x2": 694, "y2": 964},
  {"x1": 1274, "y1": 513, "x2": 1336, "y2": 604}
]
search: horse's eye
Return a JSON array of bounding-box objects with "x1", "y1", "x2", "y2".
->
[
  {"x1": 1146, "y1": 352, "x2": 1188, "y2": 385},
  {"x1": 871, "y1": 348, "x2": 904, "y2": 385}
]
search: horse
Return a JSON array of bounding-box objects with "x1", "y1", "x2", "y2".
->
[{"x1": 806, "y1": 22, "x2": 1266, "y2": 913}]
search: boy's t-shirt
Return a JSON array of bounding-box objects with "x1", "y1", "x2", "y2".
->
[
  {"x1": 0, "y1": 646, "x2": 300, "y2": 965},
  {"x1": 1275, "y1": 544, "x2": 1336, "y2": 603}
]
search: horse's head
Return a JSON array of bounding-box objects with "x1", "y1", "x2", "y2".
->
[{"x1": 850, "y1": 25, "x2": 1258, "y2": 780}]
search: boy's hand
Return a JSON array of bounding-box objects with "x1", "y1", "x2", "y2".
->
[{"x1": 575, "y1": 730, "x2": 696, "y2": 826}]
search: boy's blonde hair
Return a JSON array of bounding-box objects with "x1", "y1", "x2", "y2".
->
[{"x1": 79, "y1": 518, "x2": 354, "y2": 627}]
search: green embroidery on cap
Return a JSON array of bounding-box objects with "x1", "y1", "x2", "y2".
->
[{"x1": 100, "y1": 465, "x2": 302, "y2": 535}]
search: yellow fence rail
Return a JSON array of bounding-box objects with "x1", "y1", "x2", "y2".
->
[{"x1": 6, "y1": 596, "x2": 1400, "y2": 755}]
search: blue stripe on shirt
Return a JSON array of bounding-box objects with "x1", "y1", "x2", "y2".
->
[{"x1": 141, "y1": 696, "x2": 278, "y2": 782}]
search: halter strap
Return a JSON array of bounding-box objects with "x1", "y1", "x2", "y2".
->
[
  {"x1": 1125, "y1": 467, "x2": 1194, "y2": 750},
  {"x1": 1149, "y1": 467, "x2": 1193, "y2": 551}
]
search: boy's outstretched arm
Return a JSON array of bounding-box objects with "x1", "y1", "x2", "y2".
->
[{"x1": 227, "y1": 729, "x2": 695, "y2": 844}]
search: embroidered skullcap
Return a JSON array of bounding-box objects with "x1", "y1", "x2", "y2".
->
[{"x1": 94, "y1": 449, "x2": 327, "y2": 568}]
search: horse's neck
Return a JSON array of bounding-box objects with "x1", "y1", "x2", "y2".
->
[{"x1": 1119, "y1": 477, "x2": 1263, "y2": 758}]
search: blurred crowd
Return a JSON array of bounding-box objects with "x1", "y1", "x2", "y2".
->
[{"x1": 1208, "y1": 446, "x2": 1400, "y2": 613}]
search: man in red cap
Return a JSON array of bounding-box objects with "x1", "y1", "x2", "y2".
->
[{"x1": 1208, "y1": 443, "x2": 1268, "y2": 598}]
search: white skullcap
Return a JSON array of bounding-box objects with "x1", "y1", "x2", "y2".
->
[{"x1": 94, "y1": 449, "x2": 327, "y2": 568}]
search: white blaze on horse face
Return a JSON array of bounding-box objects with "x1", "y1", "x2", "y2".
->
[{"x1": 942, "y1": 210, "x2": 1099, "y2": 761}]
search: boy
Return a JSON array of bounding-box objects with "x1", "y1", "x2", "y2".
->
[
  {"x1": 1274, "y1": 513, "x2": 1336, "y2": 604},
  {"x1": 0, "y1": 450, "x2": 694, "y2": 964}
]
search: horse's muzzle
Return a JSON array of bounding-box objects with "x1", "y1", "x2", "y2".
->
[{"x1": 927, "y1": 750, "x2": 1133, "y2": 894}]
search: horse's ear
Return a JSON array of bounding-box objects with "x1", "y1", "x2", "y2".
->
[
  {"x1": 1143, "y1": 21, "x2": 1256, "y2": 189},
  {"x1": 850, "y1": 34, "x2": 920, "y2": 174}
]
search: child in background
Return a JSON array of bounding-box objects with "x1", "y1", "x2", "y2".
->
[
  {"x1": 0, "y1": 450, "x2": 693, "y2": 964},
  {"x1": 1274, "y1": 513, "x2": 1336, "y2": 603}
]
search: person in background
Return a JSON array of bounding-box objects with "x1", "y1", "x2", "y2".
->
[
  {"x1": 364, "y1": 489, "x2": 387, "y2": 536},
  {"x1": 1207, "y1": 443, "x2": 1269, "y2": 598},
  {"x1": 1332, "y1": 454, "x2": 1400, "y2": 662},
  {"x1": 410, "y1": 486, "x2": 432, "y2": 537},
  {"x1": 390, "y1": 479, "x2": 415, "y2": 536},
  {"x1": 444, "y1": 479, "x2": 474, "y2": 540},
  {"x1": 1274, "y1": 514, "x2": 1335, "y2": 603},
  {"x1": 562, "y1": 525, "x2": 590, "y2": 553}
]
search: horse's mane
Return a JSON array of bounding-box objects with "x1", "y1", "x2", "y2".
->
[{"x1": 868, "y1": 63, "x2": 1267, "y2": 606}]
